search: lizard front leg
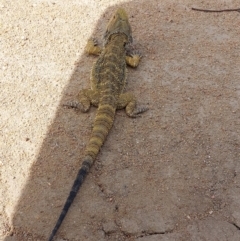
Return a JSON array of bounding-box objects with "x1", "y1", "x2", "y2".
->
[
  {"x1": 85, "y1": 38, "x2": 102, "y2": 56},
  {"x1": 117, "y1": 92, "x2": 148, "y2": 117},
  {"x1": 64, "y1": 89, "x2": 100, "y2": 112},
  {"x1": 125, "y1": 51, "x2": 142, "y2": 68}
]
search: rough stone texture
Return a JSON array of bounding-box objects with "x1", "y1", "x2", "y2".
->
[
  {"x1": 187, "y1": 218, "x2": 240, "y2": 241},
  {"x1": 227, "y1": 188, "x2": 240, "y2": 227},
  {"x1": 119, "y1": 210, "x2": 175, "y2": 235},
  {"x1": 227, "y1": 159, "x2": 240, "y2": 228},
  {"x1": 136, "y1": 233, "x2": 183, "y2": 241},
  {"x1": 1, "y1": 0, "x2": 240, "y2": 241},
  {"x1": 102, "y1": 221, "x2": 118, "y2": 234}
]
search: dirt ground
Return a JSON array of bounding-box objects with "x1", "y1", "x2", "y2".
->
[{"x1": 1, "y1": 0, "x2": 240, "y2": 240}]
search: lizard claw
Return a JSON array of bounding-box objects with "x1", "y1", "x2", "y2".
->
[
  {"x1": 128, "y1": 106, "x2": 148, "y2": 118},
  {"x1": 126, "y1": 50, "x2": 142, "y2": 68},
  {"x1": 63, "y1": 101, "x2": 89, "y2": 112},
  {"x1": 130, "y1": 50, "x2": 142, "y2": 59},
  {"x1": 90, "y1": 38, "x2": 98, "y2": 46},
  {"x1": 85, "y1": 38, "x2": 101, "y2": 55},
  {"x1": 63, "y1": 101, "x2": 80, "y2": 109}
]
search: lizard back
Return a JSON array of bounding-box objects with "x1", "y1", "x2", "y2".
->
[{"x1": 48, "y1": 8, "x2": 147, "y2": 241}]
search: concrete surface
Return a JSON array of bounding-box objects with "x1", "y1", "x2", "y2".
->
[{"x1": 1, "y1": 0, "x2": 240, "y2": 240}]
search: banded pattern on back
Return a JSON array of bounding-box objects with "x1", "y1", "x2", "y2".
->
[{"x1": 48, "y1": 8, "x2": 147, "y2": 241}]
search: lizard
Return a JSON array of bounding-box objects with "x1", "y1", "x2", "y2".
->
[{"x1": 48, "y1": 8, "x2": 147, "y2": 241}]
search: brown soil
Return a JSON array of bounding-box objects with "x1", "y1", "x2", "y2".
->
[{"x1": 1, "y1": 0, "x2": 240, "y2": 241}]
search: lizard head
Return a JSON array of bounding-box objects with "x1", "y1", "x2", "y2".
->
[{"x1": 104, "y1": 8, "x2": 133, "y2": 45}]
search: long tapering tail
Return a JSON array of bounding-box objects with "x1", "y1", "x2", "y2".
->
[
  {"x1": 48, "y1": 102, "x2": 116, "y2": 241},
  {"x1": 48, "y1": 156, "x2": 91, "y2": 241}
]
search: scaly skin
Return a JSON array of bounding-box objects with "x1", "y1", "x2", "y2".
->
[{"x1": 48, "y1": 8, "x2": 147, "y2": 241}]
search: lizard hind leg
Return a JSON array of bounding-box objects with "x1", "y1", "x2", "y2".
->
[
  {"x1": 64, "y1": 89, "x2": 100, "y2": 112},
  {"x1": 117, "y1": 92, "x2": 148, "y2": 118}
]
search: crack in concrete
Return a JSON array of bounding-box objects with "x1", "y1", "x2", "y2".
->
[
  {"x1": 229, "y1": 221, "x2": 240, "y2": 230},
  {"x1": 137, "y1": 228, "x2": 174, "y2": 238}
]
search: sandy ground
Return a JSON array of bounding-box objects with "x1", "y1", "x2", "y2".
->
[{"x1": 1, "y1": 0, "x2": 240, "y2": 240}]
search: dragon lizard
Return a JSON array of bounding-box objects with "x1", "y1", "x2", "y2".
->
[{"x1": 48, "y1": 8, "x2": 147, "y2": 241}]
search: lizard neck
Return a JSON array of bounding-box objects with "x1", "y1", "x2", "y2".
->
[{"x1": 104, "y1": 33, "x2": 128, "y2": 49}]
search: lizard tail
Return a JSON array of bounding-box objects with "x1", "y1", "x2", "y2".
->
[
  {"x1": 48, "y1": 101, "x2": 116, "y2": 241},
  {"x1": 48, "y1": 156, "x2": 91, "y2": 241}
]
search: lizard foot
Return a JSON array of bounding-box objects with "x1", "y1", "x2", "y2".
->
[
  {"x1": 130, "y1": 50, "x2": 142, "y2": 59},
  {"x1": 128, "y1": 106, "x2": 148, "y2": 118},
  {"x1": 63, "y1": 101, "x2": 89, "y2": 112},
  {"x1": 85, "y1": 38, "x2": 101, "y2": 55},
  {"x1": 126, "y1": 50, "x2": 142, "y2": 68},
  {"x1": 91, "y1": 38, "x2": 98, "y2": 46}
]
